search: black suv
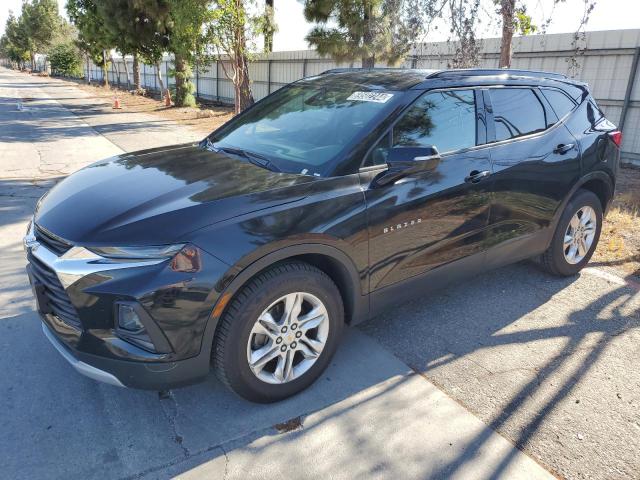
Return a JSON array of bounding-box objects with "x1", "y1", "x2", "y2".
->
[{"x1": 25, "y1": 68, "x2": 620, "y2": 402}]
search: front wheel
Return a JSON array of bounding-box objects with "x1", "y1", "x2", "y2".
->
[
  {"x1": 213, "y1": 262, "x2": 344, "y2": 403},
  {"x1": 540, "y1": 189, "x2": 603, "y2": 276}
]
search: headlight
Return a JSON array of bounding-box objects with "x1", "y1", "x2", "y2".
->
[{"x1": 87, "y1": 244, "x2": 185, "y2": 260}]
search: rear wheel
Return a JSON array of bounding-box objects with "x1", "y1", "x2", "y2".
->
[
  {"x1": 213, "y1": 261, "x2": 344, "y2": 403},
  {"x1": 540, "y1": 189, "x2": 602, "y2": 276}
]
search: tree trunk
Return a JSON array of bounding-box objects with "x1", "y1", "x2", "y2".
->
[
  {"x1": 133, "y1": 54, "x2": 141, "y2": 90},
  {"x1": 111, "y1": 54, "x2": 120, "y2": 87},
  {"x1": 362, "y1": 1, "x2": 375, "y2": 68},
  {"x1": 499, "y1": 0, "x2": 516, "y2": 68},
  {"x1": 30, "y1": 52, "x2": 36, "y2": 72},
  {"x1": 362, "y1": 56, "x2": 375, "y2": 68},
  {"x1": 174, "y1": 54, "x2": 196, "y2": 107},
  {"x1": 86, "y1": 54, "x2": 91, "y2": 84},
  {"x1": 235, "y1": 53, "x2": 254, "y2": 114},
  {"x1": 263, "y1": 0, "x2": 274, "y2": 53},
  {"x1": 155, "y1": 61, "x2": 166, "y2": 100},
  {"x1": 122, "y1": 56, "x2": 131, "y2": 89},
  {"x1": 101, "y1": 50, "x2": 109, "y2": 88},
  {"x1": 174, "y1": 54, "x2": 185, "y2": 104}
]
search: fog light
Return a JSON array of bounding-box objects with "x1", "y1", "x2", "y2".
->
[{"x1": 118, "y1": 304, "x2": 145, "y2": 332}]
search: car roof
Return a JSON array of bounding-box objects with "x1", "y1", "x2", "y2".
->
[
  {"x1": 299, "y1": 69, "x2": 439, "y2": 90},
  {"x1": 311, "y1": 67, "x2": 585, "y2": 91}
]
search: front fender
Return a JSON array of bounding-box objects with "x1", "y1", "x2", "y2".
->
[{"x1": 196, "y1": 242, "x2": 370, "y2": 366}]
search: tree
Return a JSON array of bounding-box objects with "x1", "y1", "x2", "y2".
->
[
  {"x1": 95, "y1": 0, "x2": 167, "y2": 93},
  {"x1": 126, "y1": 0, "x2": 172, "y2": 99},
  {"x1": 262, "y1": 0, "x2": 276, "y2": 52},
  {"x1": 21, "y1": 0, "x2": 62, "y2": 70},
  {"x1": 67, "y1": 0, "x2": 114, "y2": 86},
  {"x1": 495, "y1": 0, "x2": 536, "y2": 68},
  {"x1": 97, "y1": 0, "x2": 138, "y2": 89},
  {"x1": 303, "y1": 0, "x2": 434, "y2": 68},
  {"x1": 166, "y1": 0, "x2": 212, "y2": 106},
  {"x1": 205, "y1": 0, "x2": 259, "y2": 113},
  {"x1": 49, "y1": 42, "x2": 83, "y2": 76},
  {"x1": 448, "y1": 0, "x2": 481, "y2": 68},
  {"x1": 1, "y1": 13, "x2": 31, "y2": 68}
]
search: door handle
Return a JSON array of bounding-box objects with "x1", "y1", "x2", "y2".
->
[
  {"x1": 464, "y1": 170, "x2": 491, "y2": 183},
  {"x1": 553, "y1": 143, "x2": 575, "y2": 154}
]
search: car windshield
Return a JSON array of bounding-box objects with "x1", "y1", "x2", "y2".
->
[{"x1": 207, "y1": 83, "x2": 399, "y2": 176}]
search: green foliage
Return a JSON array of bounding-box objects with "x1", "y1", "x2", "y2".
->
[
  {"x1": 303, "y1": 0, "x2": 432, "y2": 67},
  {"x1": 66, "y1": 0, "x2": 113, "y2": 66},
  {"x1": 259, "y1": 1, "x2": 277, "y2": 53},
  {"x1": 514, "y1": 7, "x2": 537, "y2": 35},
  {"x1": 0, "y1": 1, "x2": 64, "y2": 68},
  {"x1": 166, "y1": 0, "x2": 210, "y2": 62},
  {"x1": 206, "y1": 0, "x2": 259, "y2": 58},
  {"x1": 22, "y1": 0, "x2": 61, "y2": 55},
  {"x1": 492, "y1": 1, "x2": 537, "y2": 36},
  {"x1": 49, "y1": 42, "x2": 83, "y2": 76},
  {"x1": 205, "y1": 0, "x2": 260, "y2": 112},
  {"x1": 0, "y1": 13, "x2": 31, "y2": 65},
  {"x1": 165, "y1": 0, "x2": 211, "y2": 106},
  {"x1": 173, "y1": 58, "x2": 197, "y2": 106},
  {"x1": 96, "y1": 0, "x2": 171, "y2": 65}
]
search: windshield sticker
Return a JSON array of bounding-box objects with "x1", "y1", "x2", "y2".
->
[{"x1": 347, "y1": 91, "x2": 394, "y2": 103}]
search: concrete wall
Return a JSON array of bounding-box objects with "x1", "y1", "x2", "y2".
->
[{"x1": 81, "y1": 29, "x2": 640, "y2": 165}]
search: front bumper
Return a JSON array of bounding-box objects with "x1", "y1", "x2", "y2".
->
[
  {"x1": 42, "y1": 322, "x2": 125, "y2": 387},
  {"x1": 41, "y1": 319, "x2": 209, "y2": 389},
  {"x1": 25, "y1": 220, "x2": 228, "y2": 389}
]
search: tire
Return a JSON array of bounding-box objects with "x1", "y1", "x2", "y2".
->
[
  {"x1": 540, "y1": 189, "x2": 602, "y2": 276},
  {"x1": 213, "y1": 261, "x2": 344, "y2": 403}
]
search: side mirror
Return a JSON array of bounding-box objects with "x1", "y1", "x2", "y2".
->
[{"x1": 374, "y1": 146, "x2": 441, "y2": 187}]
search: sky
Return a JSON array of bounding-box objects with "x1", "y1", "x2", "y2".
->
[{"x1": 1, "y1": 0, "x2": 639, "y2": 51}]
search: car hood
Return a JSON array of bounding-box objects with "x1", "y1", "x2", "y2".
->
[{"x1": 35, "y1": 143, "x2": 316, "y2": 245}]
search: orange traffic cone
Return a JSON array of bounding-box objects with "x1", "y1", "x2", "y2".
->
[
  {"x1": 164, "y1": 89, "x2": 172, "y2": 107},
  {"x1": 112, "y1": 96, "x2": 122, "y2": 109}
]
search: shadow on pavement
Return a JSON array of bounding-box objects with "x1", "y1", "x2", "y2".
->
[{"x1": 362, "y1": 262, "x2": 640, "y2": 479}]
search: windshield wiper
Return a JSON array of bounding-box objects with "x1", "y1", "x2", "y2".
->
[{"x1": 209, "y1": 143, "x2": 281, "y2": 173}]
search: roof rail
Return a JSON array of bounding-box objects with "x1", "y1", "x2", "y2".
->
[
  {"x1": 321, "y1": 67, "x2": 407, "y2": 75},
  {"x1": 426, "y1": 68, "x2": 567, "y2": 80}
]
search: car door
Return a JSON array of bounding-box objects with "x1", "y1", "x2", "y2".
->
[
  {"x1": 482, "y1": 87, "x2": 582, "y2": 267},
  {"x1": 360, "y1": 88, "x2": 493, "y2": 295}
]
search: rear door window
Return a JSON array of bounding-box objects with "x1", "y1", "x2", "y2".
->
[
  {"x1": 489, "y1": 88, "x2": 547, "y2": 141},
  {"x1": 541, "y1": 88, "x2": 577, "y2": 119}
]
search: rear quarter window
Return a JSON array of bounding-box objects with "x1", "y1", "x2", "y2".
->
[
  {"x1": 489, "y1": 88, "x2": 547, "y2": 141},
  {"x1": 541, "y1": 88, "x2": 577, "y2": 119}
]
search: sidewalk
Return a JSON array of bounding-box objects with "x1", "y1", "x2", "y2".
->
[
  {"x1": 0, "y1": 70, "x2": 203, "y2": 180},
  {"x1": 0, "y1": 67, "x2": 558, "y2": 479}
]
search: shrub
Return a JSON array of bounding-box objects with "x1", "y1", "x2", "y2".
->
[{"x1": 49, "y1": 43, "x2": 82, "y2": 77}]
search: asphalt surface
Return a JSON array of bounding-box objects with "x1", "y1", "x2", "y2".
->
[{"x1": 1, "y1": 68, "x2": 638, "y2": 480}]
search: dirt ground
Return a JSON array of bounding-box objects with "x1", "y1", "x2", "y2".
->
[
  {"x1": 592, "y1": 166, "x2": 640, "y2": 280},
  {"x1": 72, "y1": 80, "x2": 234, "y2": 135},
  {"x1": 64, "y1": 79, "x2": 640, "y2": 281}
]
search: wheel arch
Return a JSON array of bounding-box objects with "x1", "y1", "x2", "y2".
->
[
  {"x1": 555, "y1": 171, "x2": 614, "y2": 226},
  {"x1": 200, "y1": 243, "x2": 369, "y2": 364},
  {"x1": 579, "y1": 174, "x2": 614, "y2": 214}
]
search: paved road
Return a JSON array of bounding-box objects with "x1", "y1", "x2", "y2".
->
[{"x1": 0, "y1": 68, "x2": 637, "y2": 479}]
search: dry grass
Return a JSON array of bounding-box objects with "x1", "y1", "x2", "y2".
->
[{"x1": 592, "y1": 166, "x2": 640, "y2": 280}]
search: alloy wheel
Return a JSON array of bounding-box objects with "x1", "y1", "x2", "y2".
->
[
  {"x1": 246, "y1": 292, "x2": 329, "y2": 384},
  {"x1": 563, "y1": 205, "x2": 597, "y2": 264}
]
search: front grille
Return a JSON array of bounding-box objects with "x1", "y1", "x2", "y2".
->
[
  {"x1": 35, "y1": 224, "x2": 72, "y2": 256},
  {"x1": 27, "y1": 252, "x2": 82, "y2": 330}
]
